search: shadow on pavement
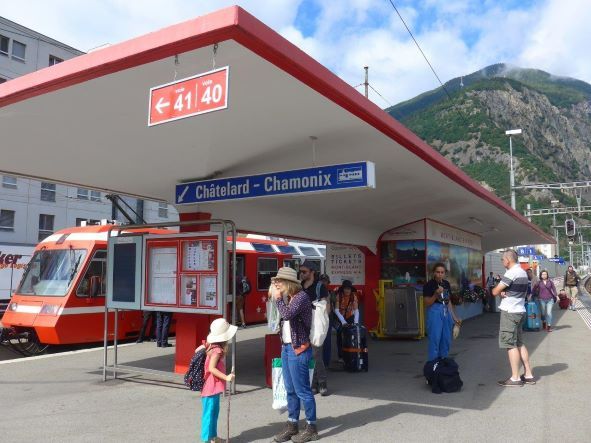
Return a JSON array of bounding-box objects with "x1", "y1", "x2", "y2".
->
[{"x1": 235, "y1": 401, "x2": 457, "y2": 442}]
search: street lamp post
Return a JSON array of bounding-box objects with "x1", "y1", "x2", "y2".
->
[{"x1": 505, "y1": 129, "x2": 522, "y2": 210}]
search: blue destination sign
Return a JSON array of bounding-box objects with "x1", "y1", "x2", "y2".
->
[
  {"x1": 548, "y1": 257, "x2": 565, "y2": 264},
  {"x1": 176, "y1": 161, "x2": 375, "y2": 204}
]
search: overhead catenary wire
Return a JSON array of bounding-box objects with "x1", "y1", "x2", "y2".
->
[{"x1": 385, "y1": 0, "x2": 471, "y2": 126}]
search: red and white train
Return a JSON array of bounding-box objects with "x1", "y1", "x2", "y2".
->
[{"x1": 1, "y1": 224, "x2": 306, "y2": 355}]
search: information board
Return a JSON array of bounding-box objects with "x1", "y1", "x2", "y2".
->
[{"x1": 142, "y1": 233, "x2": 224, "y2": 314}]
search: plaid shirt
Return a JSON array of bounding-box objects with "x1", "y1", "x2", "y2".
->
[{"x1": 276, "y1": 290, "x2": 312, "y2": 349}]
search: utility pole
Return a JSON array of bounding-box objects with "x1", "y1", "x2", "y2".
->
[
  {"x1": 505, "y1": 129, "x2": 522, "y2": 210},
  {"x1": 364, "y1": 66, "x2": 369, "y2": 98}
]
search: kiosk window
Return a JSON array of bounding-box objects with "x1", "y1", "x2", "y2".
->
[
  {"x1": 257, "y1": 257, "x2": 278, "y2": 291},
  {"x1": 77, "y1": 250, "x2": 107, "y2": 297}
]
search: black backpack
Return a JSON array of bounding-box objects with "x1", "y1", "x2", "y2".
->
[
  {"x1": 184, "y1": 348, "x2": 206, "y2": 391},
  {"x1": 423, "y1": 357, "x2": 463, "y2": 394}
]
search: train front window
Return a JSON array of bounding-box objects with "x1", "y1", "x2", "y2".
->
[{"x1": 18, "y1": 249, "x2": 87, "y2": 296}]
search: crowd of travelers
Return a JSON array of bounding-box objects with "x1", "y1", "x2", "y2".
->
[{"x1": 192, "y1": 251, "x2": 584, "y2": 441}]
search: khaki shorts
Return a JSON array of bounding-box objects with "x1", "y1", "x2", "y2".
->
[
  {"x1": 566, "y1": 286, "x2": 578, "y2": 297},
  {"x1": 499, "y1": 310, "x2": 525, "y2": 349},
  {"x1": 235, "y1": 295, "x2": 245, "y2": 311}
]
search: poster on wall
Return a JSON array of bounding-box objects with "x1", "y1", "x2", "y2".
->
[
  {"x1": 326, "y1": 244, "x2": 365, "y2": 285},
  {"x1": 426, "y1": 240, "x2": 482, "y2": 293}
]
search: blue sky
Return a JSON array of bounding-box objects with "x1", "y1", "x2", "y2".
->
[{"x1": 3, "y1": 0, "x2": 590, "y2": 105}]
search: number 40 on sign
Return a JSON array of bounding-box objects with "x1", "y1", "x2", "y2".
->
[{"x1": 148, "y1": 66, "x2": 229, "y2": 126}]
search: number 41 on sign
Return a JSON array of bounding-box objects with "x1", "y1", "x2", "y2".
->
[{"x1": 148, "y1": 66, "x2": 229, "y2": 126}]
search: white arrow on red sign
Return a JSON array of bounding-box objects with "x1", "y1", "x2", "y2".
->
[{"x1": 155, "y1": 97, "x2": 170, "y2": 114}]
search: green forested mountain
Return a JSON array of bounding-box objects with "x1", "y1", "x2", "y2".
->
[{"x1": 386, "y1": 63, "x2": 591, "y2": 241}]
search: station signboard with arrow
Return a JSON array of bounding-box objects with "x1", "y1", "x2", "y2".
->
[{"x1": 148, "y1": 66, "x2": 229, "y2": 126}]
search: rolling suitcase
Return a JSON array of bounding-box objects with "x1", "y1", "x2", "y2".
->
[
  {"x1": 265, "y1": 333, "x2": 282, "y2": 388},
  {"x1": 523, "y1": 301, "x2": 541, "y2": 331},
  {"x1": 559, "y1": 295, "x2": 570, "y2": 310},
  {"x1": 341, "y1": 324, "x2": 368, "y2": 372}
]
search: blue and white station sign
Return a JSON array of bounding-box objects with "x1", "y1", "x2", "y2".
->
[{"x1": 176, "y1": 161, "x2": 375, "y2": 204}]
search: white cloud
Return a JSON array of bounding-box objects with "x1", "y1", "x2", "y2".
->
[{"x1": 2, "y1": 0, "x2": 590, "y2": 106}]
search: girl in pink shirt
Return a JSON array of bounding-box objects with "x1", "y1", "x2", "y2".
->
[{"x1": 199, "y1": 318, "x2": 237, "y2": 443}]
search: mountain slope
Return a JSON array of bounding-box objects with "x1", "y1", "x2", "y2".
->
[{"x1": 386, "y1": 63, "x2": 591, "y2": 238}]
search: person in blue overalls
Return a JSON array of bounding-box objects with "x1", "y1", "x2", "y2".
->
[{"x1": 423, "y1": 262, "x2": 461, "y2": 361}]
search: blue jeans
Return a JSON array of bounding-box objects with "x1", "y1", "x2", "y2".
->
[
  {"x1": 539, "y1": 299, "x2": 555, "y2": 327},
  {"x1": 281, "y1": 345, "x2": 316, "y2": 424},
  {"x1": 200, "y1": 394, "x2": 220, "y2": 442},
  {"x1": 427, "y1": 303, "x2": 454, "y2": 361}
]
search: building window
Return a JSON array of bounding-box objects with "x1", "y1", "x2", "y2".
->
[
  {"x1": 158, "y1": 202, "x2": 168, "y2": 218},
  {"x1": 0, "y1": 209, "x2": 16, "y2": 231},
  {"x1": 2, "y1": 175, "x2": 17, "y2": 189},
  {"x1": 38, "y1": 214, "x2": 55, "y2": 241},
  {"x1": 40, "y1": 182, "x2": 56, "y2": 202},
  {"x1": 11, "y1": 40, "x2": 26, "y2": 62},
  {"x1": 77, "y1": 188, "x2": 89, "y2": 200},
  {"x1": 90, "y1": 190, "x2": 101, "y2": 202},
  {"x1": 0, "y1": 35, "x2": 8, "y2": 56},
  {"x1": 49, "y1": 55, "x2": 63, "y2": 66}
]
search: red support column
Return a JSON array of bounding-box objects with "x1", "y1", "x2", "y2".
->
[{"x1": 360, "y1": 247, "x2": 380, "y2": 330}]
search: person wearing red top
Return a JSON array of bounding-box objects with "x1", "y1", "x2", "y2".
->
[{"x1": 199, "y1": 318, "x2": 237, "y2": 443}]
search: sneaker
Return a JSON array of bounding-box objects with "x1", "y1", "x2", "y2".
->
[
  {"x1": 547, "y1": 326, "x2": 553, "y2": 332},
  {"x1": 319, "y1": 382, "x2": 328, "y2": 396},
  {"x1": 291, "y1": 423, "x2": 318, "y2": 442},
  {"x1": 520, "y1": 375, "x2": 536, "y2": 385},
  {"x1": 161, "y1": 343, "x2": 173, "y2": 348},
  {"x1": 241, "y1": 323, "x2": 247, "y2": 329},
  {"x1": 497, "y1": 377, "x2": 524, "y2": 387},
  {"x1": 274, "y1": 421, "x2": 298, "y2": 442}
]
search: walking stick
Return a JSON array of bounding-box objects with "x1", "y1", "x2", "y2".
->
[{"x1": 226, "y1": 366, "x2": 234, "y2": 442}]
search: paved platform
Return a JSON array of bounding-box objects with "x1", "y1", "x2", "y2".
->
[{"x1": 1, "y1": 294, "x2": 591, "y2": 442}]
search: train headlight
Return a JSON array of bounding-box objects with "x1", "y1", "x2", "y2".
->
[
  {"x1": 39, "y1": 304, "x2": 60, "y2": 316},
  {"x1": 9, "y1": 302, "x2": 18, "y2": 311}
]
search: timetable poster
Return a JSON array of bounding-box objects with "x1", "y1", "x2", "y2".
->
[
  {"x1": 200, "y1": 275, "x2": 217, "y2": 307},
  {"x1": 183, "y1": 240, "x2": 216, "y2": 271},
  {"x1": 147, "y1": 247, "x2": 177, "y2": 305}
]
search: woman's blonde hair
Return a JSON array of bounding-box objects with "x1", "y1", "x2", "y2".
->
[{"x1": 274, "y1": 278, "x2": 302, "y2": 297}]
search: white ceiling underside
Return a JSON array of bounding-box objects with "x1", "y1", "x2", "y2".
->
[{"x1": 0, "y1": 40, "x2": 550, "y2": 251}]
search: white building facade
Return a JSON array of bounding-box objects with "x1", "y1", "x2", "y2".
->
[{"x1": 0, "y1": 16, "x2": 178, "y2": 246}]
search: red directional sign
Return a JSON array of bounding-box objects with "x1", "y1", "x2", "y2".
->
[{"x1": 148, "y1": 66, "x2": 229, "y2": 126}]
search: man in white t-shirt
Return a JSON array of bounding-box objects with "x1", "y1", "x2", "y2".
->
[{"x1": 492, "y1": 250, "x2": 535, "y2": 387}]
